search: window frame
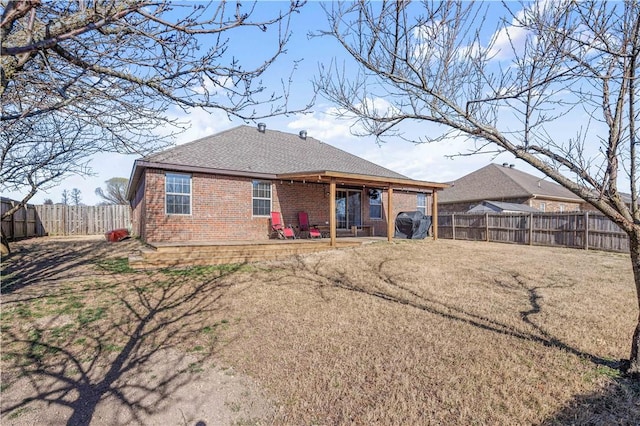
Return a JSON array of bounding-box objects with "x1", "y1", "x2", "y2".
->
[
  {"x1": 417, "y1": 193, "x2": 427, "y2": 214},
  {"x1": 165, "y1": 172, "x2": 192, "y2": 215},
  {"x1": 369, "y1": 189, "x2": 383, "y2": 220},
  {"x1": 252, "y1": 180, "x2": 272, "y2": 217}
]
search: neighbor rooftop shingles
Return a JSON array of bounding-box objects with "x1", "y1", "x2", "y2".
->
[
  {"x1": 144, "y1": 125, "x2": 407, "y2": 179},
  {"x1": 439, "y1": 163, "x2": 580, "y2": 203}
]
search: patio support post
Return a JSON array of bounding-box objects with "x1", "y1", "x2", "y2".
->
[
  {"x1": 387, "y1": 187, "x2": 394, "y2": 242},
  {"x1": 432, "y1": 190, "x2": 438, "y2": 240},
  {"x1": 329, "y1": 178, "x2": 336, "y2": 247}
]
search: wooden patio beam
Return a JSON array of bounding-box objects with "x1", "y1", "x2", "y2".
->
[
  {"x1": 329, "y1": 178, "x2": 336, "y2": 247},
  {"x1": 432, "y1": 190, "x2": 439, "y2": 240},
  {"x1": 387, "y1": 187, "x2": 394, "y2": 242}
]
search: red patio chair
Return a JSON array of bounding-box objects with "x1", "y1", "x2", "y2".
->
[
  {"x1": 298, "y1": 211, "x2": 321, "y2": 238},
  {"x1": 271, "y1": 211, "x2": 296, "y2": 239}
]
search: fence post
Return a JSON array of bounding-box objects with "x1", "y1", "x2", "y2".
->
[
  {"x1": 529, "y1": 213, "x2": 533, "y2": 245},
  {"x1": 61, "y1": 205, "x2": 66, "y2": 235},
  {"x1": 10, "y1": 200, "x2": 16, "y2": 240},
  {"x1": 485, "y1": 213, "x2": 489, "y2": 242},
  {"x1": 584, "y1": 211, "x2": 589, "y2": 250},
  {"x1": 452, "y1": 213, "x2": 456, "y2": 240}
]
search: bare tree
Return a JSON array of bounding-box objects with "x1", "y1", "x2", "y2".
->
[
  {"x1": 61, "y1": 189, "x2": 69, "y2": 206},
  {"x1": 0, "y1": 0, "x2": 307, "y2": 229},
  {"x1": 316, "y1": 0, "x2": 640, "y2": 376},
  {"x1": 95, "y1": 177, "x2": 128, "y2": 205},
  {"x1": 70, "y1": 188, "x2": 81, "y2": 206}
]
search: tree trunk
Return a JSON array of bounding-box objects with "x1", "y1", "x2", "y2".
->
[
  {"x1": 629, "y1": 320, "x2": 640, "y2": 377},
  {"x1": 626, "y1": 228, "x2": 640, "y2": 377},
  {"x1": 0, "y1": 228, "x2": 10, "y2": 256}
]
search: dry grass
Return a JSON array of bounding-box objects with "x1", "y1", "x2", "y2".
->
[{"x1": 1, "y1": 237, "x2": 639, "y2": 424}]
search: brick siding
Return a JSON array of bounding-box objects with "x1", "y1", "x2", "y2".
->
[{"x1": 131, "y1": 168, "x2": 433, "y2": 242}]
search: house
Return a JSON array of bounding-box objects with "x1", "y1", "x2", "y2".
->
[
  {"x1": 126, "y1": 124, "x2": 448, "y2": 245},
  {"x1": 439, "y1": 163, "x2": 586, "y2": 213}
]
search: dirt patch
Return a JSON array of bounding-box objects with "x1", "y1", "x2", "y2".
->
[
  {"x1": 1, "y1": 236, "x2": 273, "y2": 425},
  {"x1": 1, "y1": 348, "x2": 271, "y2": 426}
]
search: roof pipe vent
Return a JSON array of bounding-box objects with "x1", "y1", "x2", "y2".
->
[
  {"x1": 257, "y1": 123, "x2": 266, "y2": 133},
  {"x1": 299, "y1": 130, "x2": 307, "y2": 140}
]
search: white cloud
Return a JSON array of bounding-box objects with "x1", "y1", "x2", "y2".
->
[
  {"x1": 286, "y1": 109, "x2": 357, "y2": 142},
  {"x1": 356, "y1": 133, "x2": 520, "y2": 183},
  {"x1": 166, "y1": 106, "x2": 235, "y2": 144},
  {"x1": 355, "y1": 97, "x2": 400, "y2": 120},
  {"x1": 458, "y1": 40, "x2": 483, "y2": 61},
  {"x1": 412, "y1": 19, "x2": 449, "y2": 64},
  {"x1": 487, "y1": 21, "x2": 530, "y2": 61},
  {"x1": 283, "y1": 106, "x2": 524, "y2": 184}
]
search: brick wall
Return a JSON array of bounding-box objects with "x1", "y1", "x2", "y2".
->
[
  {"x1": 528, "y1": 199, "x2": 582, "y2": 213},
  {"x1": 133, "y1": 168, "x2": 433, "y2": 242},
  {"x1": 139, "y1": 169, "x2": 270, "y2": 242}
]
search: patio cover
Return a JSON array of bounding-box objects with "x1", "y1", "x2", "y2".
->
[{"x1": 276, "y1": 170, "x2": 449, "y2": 247}]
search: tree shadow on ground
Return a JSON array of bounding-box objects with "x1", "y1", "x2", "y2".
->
[
  {"x1": 541, "y1": 377, "x2": 640, "y2": 425},
  {"x1": 261, "y1": 249, "x2": 639, "y2": 422},
  {"x1": 278, "y1": 249, "x2": 624, "y2": 371},
  {"x1": 0, "y1": 237, "x2": 140, "y2": 294},
  {"x1": 1, "y1": 239, "x2": 249, "y2": 425}
]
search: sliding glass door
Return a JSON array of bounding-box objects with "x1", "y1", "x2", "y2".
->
[{"x1": 336, "y1": 190, "x2": 362, "y2": 229}]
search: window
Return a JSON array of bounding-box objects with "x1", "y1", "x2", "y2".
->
[
  {"x1": 369, "y1": 189, "x2": 382, "y2": 219},
  {"x1": 539, "y1": 202, "x2": 546, "y2": 212},
  {"x1": 559, "y1": 204, "x2": 565, "y2": 212},
  {"x1": 252, "y1": 181, "x2": 271, "y2": 216},
  {"x1": 417, "y1": 193, "x2": 426, "y2": 214},
  {"x1": 165, "y1": 173, "x2": 191, "y2": 215}
]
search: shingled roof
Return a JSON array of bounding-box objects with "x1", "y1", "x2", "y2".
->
[
  {"x1": 139, "y1": 125, "x2": 407, "y2": 179},
  {"x1": 439, "y1": 163, "x2": 582, "y2": 204}
]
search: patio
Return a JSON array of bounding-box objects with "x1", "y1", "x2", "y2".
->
[{"x1": 129, "y1": 236, "x2": 387, "y2": 269}]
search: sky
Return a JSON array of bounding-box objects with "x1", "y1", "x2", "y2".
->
[{"x1": 3, "y1": 1, "x2": 544, "y2": 206}]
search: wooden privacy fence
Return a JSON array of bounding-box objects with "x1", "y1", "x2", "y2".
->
[
  {"x1": 2, "y1": 199, "x2": 131, "y2": 239},
  {"x1": 438, "y1": 211, "x2": 629, "y2": 253},
  {"x1": 1, "y1": 198, "x2": 44, "y2": 239},
  {"x1": 35, "y1": 204, "x2": 131, "y2": 236}
]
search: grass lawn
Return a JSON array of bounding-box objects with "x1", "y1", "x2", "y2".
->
[{"x1": 1, "y1": 236, "x2": 639, "y2": 424}]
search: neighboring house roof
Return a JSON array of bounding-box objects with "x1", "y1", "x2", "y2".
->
[
  {"x1": 467, "y1": 200, "x2": 540, "y2": 213},
  {"x1": 127, "y1": 125, "x2": 448, "y2": 199},
  {"x1": 439, "y1": 163, "x2": 582, "y2": 204}
]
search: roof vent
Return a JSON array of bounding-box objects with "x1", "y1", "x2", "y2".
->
[
  {"x1": 299, "y1": 130, "x2": 307, "y2": 140},
  {"x1": 257, "y1": 123, "x2": 266, "y2": 133},
  {"x1": 509, "y1": 164, "x2": 515, "y2": 168},
  {"x1": 502, "y1": 162, "x2": 509, "y2": 167}
]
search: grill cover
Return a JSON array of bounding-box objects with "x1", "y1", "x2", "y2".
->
[{"x1": 394, "y1": 211, "x2": 431, "y2": 239}]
